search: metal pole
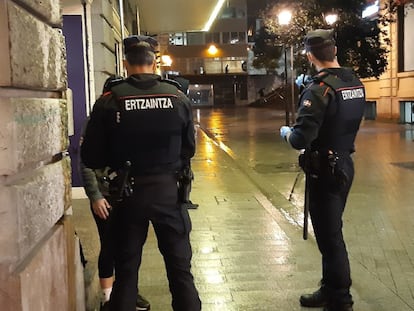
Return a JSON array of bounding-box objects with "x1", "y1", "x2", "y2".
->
[
  {"x1": 290, "y1": 45, "x2": 296, "y2": 125},
  {"x1": 284, "y1": 45, "x2": 289, "y2": 125},
  {"x1": 119, "y1": 0, "x2": 125, "y2": 40}
]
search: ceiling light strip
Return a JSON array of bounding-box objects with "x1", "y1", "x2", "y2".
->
[{"x1": 202, "y1": 0, "x2": 226, "y2": 31}]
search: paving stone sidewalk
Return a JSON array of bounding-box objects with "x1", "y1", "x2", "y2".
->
[{"x1": 73, "y1": 108, "x2": 414, "y2": 310}]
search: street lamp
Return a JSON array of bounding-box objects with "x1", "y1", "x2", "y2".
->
[
  {"x1": 278, "y1": 10, "x2": 292, "y2": 25},
  {"x1": 277, "y1": 10, "x2": 295, "y2": 126},
  {"x1": 208, "y1": 44, "x2": 218, "y2": 56},
  {"x1": 325, "y1": 13, "x2": 338, "y2": 25}
]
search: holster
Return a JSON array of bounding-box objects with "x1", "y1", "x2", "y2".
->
[
  {"x1": 107, "y1": 162, "x2": 134, "y2": 202},
  {"x1": 177, "y1": 166, "x2": 194, "y2": 203},
  {"x1": 299, "y1": 150, "x2": 349, "y2": 187}
]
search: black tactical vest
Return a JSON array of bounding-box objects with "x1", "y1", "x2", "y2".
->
[
  {"x1": 311, "y1": 72, "x2": 366, "y2": 153},
  {"x1": 108, "y1": 79, "x2": 186, "y2": 175}
]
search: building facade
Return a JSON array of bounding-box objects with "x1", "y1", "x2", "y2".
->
[
  {"x1": 0, "y1": 0, "x2": 82, "y2": 310},
  {"x1": 363, "y1": 1, "x2": 414, "y2": 122}
]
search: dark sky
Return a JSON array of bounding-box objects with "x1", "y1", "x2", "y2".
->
[{"x1": 247, "y1": 0, "x2": 272, "y2": 16}]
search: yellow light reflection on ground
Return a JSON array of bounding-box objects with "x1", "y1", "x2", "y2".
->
[{"x1": 202, "y1": 269, "x2": 225, "y2": 284}]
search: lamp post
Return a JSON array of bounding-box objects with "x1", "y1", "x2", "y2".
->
[{"x1": 278, "y1": 10, "x2": 294, "y2": 126}]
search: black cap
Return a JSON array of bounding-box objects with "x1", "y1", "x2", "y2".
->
[
  {"x1": 123, "y1": 35, "x2": 159, "y2": 54},
  {"x1": 304, "y1": 29, "x2": 335, "y2": 52}
]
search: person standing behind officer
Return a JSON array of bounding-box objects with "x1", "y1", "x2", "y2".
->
[
  {"x1": 280, "y1": 29, "x2": 366, "y2": 311},
  {"x1": 80, "y1": 75, "x2": 150, "y2": 311},
  {"x1": 81, "y1": 36, "x2": 201, "y2": 311}
]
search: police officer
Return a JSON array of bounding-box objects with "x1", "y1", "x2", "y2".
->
[
  {"x1": 79, "y1": 75, "x2": 150, "y2": 311},
  {"x1": 81, "y1": 35, "x2": 201, "y2": 311},
  {"x1": 280, "y1": 29, "x2": 366, "y2": 311}
]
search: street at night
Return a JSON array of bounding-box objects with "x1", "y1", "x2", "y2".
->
[{"x1": 74, "y1": 107, "x2": 414, "y2": 310}]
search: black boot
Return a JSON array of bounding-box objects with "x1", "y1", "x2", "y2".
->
[
  {"x1": 300, "y1": 287, "x2": 329, "y2": 307},
  {"x1": 323, "y1": 303, "x2": 353, "y2": 311}
]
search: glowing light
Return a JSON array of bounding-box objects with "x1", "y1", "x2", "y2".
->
[
  {"x1": 161, "y1": 55, "x2": 172, "y2": 66},
  {"x1": 208, "y1": 44, "x2": 218, "y2": 56},
  {"x1": 362, "y1": 1, "x2": 379, "y2": 18},
  {"x1": 203, "y1": 0, "x2": 226, "y2": 31},
  {"x1": 278, "y1": 10, "x2": 292, "y2": 25},
  {"x1": 325, "y1": 13, "x2": 338, "y2": 25}
]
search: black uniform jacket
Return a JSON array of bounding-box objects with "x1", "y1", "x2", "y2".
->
[
  {"x1": 81, "y1": 74, "x2": 195, "y2": 176},
  {"x1": 288, "y1": 68, "x2": 366, "y2": 153}
]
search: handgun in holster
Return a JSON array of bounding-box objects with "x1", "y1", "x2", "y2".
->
[
  {"x1": 327, "y1": 151, "x2": 349, "y2": 188},
  {"x1": 177, "y1": 166, "x2": 199, "y2": 209},
  {"x1": 106, "y1": 161, "x2": 134, "y2": 202}
]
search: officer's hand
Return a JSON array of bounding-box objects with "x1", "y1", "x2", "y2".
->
[
  {"x1": 280, "y1": 126, "x2": 292, "y2": 141},
  {"x1": 92, "y1": 198, "x2": 111, "y2": 220}
]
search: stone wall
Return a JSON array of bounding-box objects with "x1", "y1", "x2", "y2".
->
[{"x1": 0, "y1": 0, "x2": 81, "y2": 310}]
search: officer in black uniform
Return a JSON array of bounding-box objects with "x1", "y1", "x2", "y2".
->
[
  {"x1": 280, "y1": 29, "x2": 366, "y2": 311},
  {"x1": 81, "y1": 35, "x2": 201, "y2": 311}
]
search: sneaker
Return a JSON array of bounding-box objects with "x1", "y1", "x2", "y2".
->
[
  {"x1": 136, "y1": 294, "x2": 150, "y2": 311},
  {"x1": 300, "y1": 287, "x2": 329, "y2": 307}
]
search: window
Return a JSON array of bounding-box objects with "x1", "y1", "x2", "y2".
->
[
  {"x1": 187, "y1": 32, "x2": 204, "y2": 45},
  {"x1": 222, "y1": 32, "x2": 230, "y2": 44},
  {"x1": 205, "y1": 32, "x2": 220, "y2": 44},
  {"x1": 169, "y1": 33, "x2": 187, "y2": 46},
  {"x1": 399, "y1": 5, "x2": 414, "y2": 71},
  {"x1": 230, "y1": 32, "x2": 239, "y2": 44},
  {"x1": 220, "y1": 6, "x2": 246, "y2": 19}
]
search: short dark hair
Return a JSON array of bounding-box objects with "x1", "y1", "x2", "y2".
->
[
  {"x1": 123, "y1": 35, "x2": 158, "y2": 66},
  {"x1": 304, "y1": 29, "x2": 336, "y2": 62},
  {"x1": 125, "y1": 43, "x2": 156, "y2": 66},
  {"x1": 309, "y1": 45, "x2": 336, "y2": 62}
]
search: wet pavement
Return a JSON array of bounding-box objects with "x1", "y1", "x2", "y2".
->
[{"x1": 73, "y1": 107, "x2": 414, "y2": 310}]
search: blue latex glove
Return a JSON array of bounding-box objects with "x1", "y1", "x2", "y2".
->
[{"x1": 280, "y1": 126, "x2": 292, "y2": 141}]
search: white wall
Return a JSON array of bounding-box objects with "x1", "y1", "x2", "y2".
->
[{"x1": 404, "y1": 6, "x2": 414, "y2": 71}]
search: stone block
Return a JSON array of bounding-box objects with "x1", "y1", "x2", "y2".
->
[
  {"x1": 91, "y1": 0, "x2": 113, "y2": 24},
  {"x1": 19, "y1": 225, "x2": 69, "y2": 311},
  {"x1": 0, "y1": 161, "x2": 66, "y2": 264},
  {"x1": 91, "y1": 15, "x2": 115, "y2": 51},
  {"x1": 0, "y1": 0, "x2": 11, "y2": 86},
  {"x1": 18, "y1": 0, "x2": 62, "y2": 26},
  {"x1": 8, "y1": 3, "x2": 67, "y2": 90},
  {"x1": 93, "y1": 42, "x2": 116, "y2": 74},
  {"x1": 0, "y1": 224, "x2": 70, "y2": 311},
  {"x1": 0, "y1": 97, "x2": 67, "y2": 175}
]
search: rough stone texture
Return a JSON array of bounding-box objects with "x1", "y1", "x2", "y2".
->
[
  {"x1": 0, "y1": 225, "x2": 70, "y2": 311},
  {"x1": 18, "y1": 0, "x2": 62, "y2": 26},
  {"x1": 0, "y1": 97, "x2": 67, "y2": 175},
  {"x1": 0, "y1": 161, "x2": 66, "y2": 264},
  {"x1": 74, "y1": 237, "x2": 86, "y2": 311},
  {"x1": 91, "y1": 16, "x2": 115, "y2": 52},
  {"x1": 63, "y1": 156, "x2": 72, "y2": 210},
  {"x1": 0, "y1": 263, "x2": 21, "y2": 310},
  {"x1": 93, "y1": 42, "x2": 116, "y2": 74},
  {"x1": 0, "y1": 0, "x2": 11, "y2": 86},
  {"x1": 8, "y1": 3, "x2": 67, "y2": 90},
  {"x1": 19, "y1": 225, "x2": 69, "y2": 311},
  {"x1": 91, "y1": 0, "x2": 113, "y2": 23}
]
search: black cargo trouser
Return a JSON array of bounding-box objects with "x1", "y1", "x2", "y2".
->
[
  {"x1": 109, "y1": 174, "x2": 201, "y2": 311},
  {"x1": 90, "y1": 201, "x2": 115, "y2": 278},
  {"x1": 308, "y1": 154, "x2": 354, "y2": 305}
]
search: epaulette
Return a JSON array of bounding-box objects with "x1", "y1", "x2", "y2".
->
[
  {"x1": 311, "y1": 71, "x2": 329, "y2": 83},
  {"x1": 162, "y1": 78, "x2": 183, "y2": 92},
  {"x1": 102, "y1": 75, "x2": 125, "y2": 93}
]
